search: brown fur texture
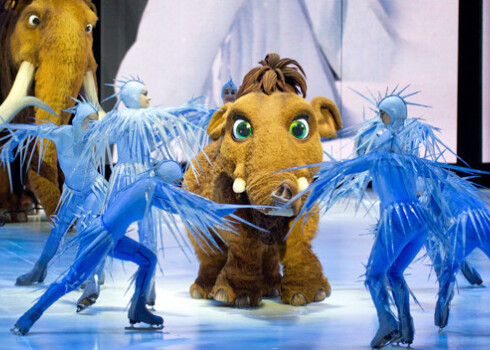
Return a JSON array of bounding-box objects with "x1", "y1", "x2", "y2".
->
[
  {"x1": 0, "y1": 0, "x2": 98, "y2": 218},
  {"x1": 236, "y1": 53, "x2": 307, "y2": 99},
  {"x1": 184, "y1": 54, "x2": 342, "y2": 307}
]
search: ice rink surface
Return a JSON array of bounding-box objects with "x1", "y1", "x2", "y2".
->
[{"x1": 0, "y1": 201, "x2": 489, "y2": 350}]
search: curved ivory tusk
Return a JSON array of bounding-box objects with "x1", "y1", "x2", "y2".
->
[
  {"x1": 297, "y1": 177, "x2": 309, "y2": 192},
  {"x1": 0, "y1": 61, "x2": 40, "y2": 123},
  {"x1": 233, "y1": 177, "x2": 246, "y2": 194},
  {"x1": 82, "y1": 71, "x2": 106, "y2": 119}
]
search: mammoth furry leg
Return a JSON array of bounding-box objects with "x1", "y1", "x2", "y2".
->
[
  {"x1": 188, "y1": 231, "x2": 228, "y2": 299},
  {"x1": 261, "y1": 245, "x2": 281, "y2": 297},
  {"x1": 211, "y1": 235, "x2": 265, "y2": 307},
  {"x1": 280, "y1": 216, "x2": 331, "y2": 306}
]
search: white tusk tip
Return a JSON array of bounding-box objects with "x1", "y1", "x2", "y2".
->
[
  {"x1": 297, "y1": 177, "x2": 309, "y2": 192},
  {"x1": 233, "y1": 178, "x2": 246, "y2": 193}
]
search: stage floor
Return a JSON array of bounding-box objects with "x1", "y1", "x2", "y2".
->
[{"x1": 0, "y1": 201, "x2": 489, "y2": 350}]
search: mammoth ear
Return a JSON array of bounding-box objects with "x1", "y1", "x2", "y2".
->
[
  {"x1": 207, "y1": 103, "x2": 231, "y2": 140},
  {"x1": 311, "y1": 96, "x2": 342, "y2": 138}
]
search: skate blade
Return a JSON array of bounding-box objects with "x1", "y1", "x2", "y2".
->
[
  {"x1": 391, "y1": 344, "x2": 413, "y2": 350},
  {"x1": 10, "y1": 326, "x2": 26, "y2": 336},
  {"x1": 124, "y1": 324, "x2": 164, "y2": 331},
  {"x1": 372, "y1": 332, "x2": 401, "y2": 349},
  {"x1": 76, "y1": 296, "x2": 97, "y2": 313}
]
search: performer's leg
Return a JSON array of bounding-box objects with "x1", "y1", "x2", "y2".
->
[
  {"x1": 435, "y1": 226, "x2": 479, "y2": 328},
  {"x1": 75, "y1": 192, "x2": 107, "y2": 312},
  {"x1": 365, "y1": 227, "x2": 406, "y2": 349},
  {"x1": 387, "y1": 229, "x2": 427, "y2": 345},
  {"x1": 111, "y1": 236, "x2": 163, "y2": 327},
  {"x1": 424, "y1": 237, "x2": 443, "y2": 278},
  {"x1": 13, "y1": 227, "x2": 112, "y2": 335},
  {"x1": 15, "y1": 200, "x2": 80, "y2": 286},
  {"x1": 137, "y1": 212, "x2": 157, "y2": 306}
]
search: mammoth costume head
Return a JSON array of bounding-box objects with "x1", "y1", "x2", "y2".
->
[
  {"x1": 0, "y1": 0, "x2": 103, "y2": 218},
  {"x1": 207, "y1": 53, "x2": 342, "y2": 221},
  {"x1": 0, "y1": 0, "x2": 101, "y2": 124}
]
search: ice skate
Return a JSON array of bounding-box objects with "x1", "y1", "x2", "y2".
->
[
  {"x1": 370, "y1": 317, "x2": 400, "y2": 349},
  {"x1": 397, "y1": 314, "x2": 414, "y2": 346},
  {"x1": 15, "y1": 263, "x2": 47, "y2": 286},
  {"x1": 125, "y1": 296, "x2": 164, "y2": 330},
  {"x1": 435, "y1": 293, "x2": 452, "y2": 328},
  {"x1": 460, "y1": 261, "x2": 483, "y2": 286},
  {"x1": 76, "y1": 275, "x2": 100, "y2": 312},
  {"x1": 11, "y1": 309, "x2": 42, "y2": 336}
]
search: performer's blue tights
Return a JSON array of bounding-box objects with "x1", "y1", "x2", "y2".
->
[
  {"x1": 435, "y1": 218, "x2": 490, "y2": 328},
  {"x1": 365, "y1": 209, "x2": 427, "y2": 347}
]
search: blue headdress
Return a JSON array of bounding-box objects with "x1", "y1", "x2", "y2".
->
[
  {"x1": 105, "y1": 77, "x2": 146, "y2": 109},
  {"x1": 351, "y1": 85, "x2": 433, "y2": 155},
  {"x1": 64, "y1": 96, "x2": 99, "y2": 140},
  {"x1": 221, "y1": 77, "x2": 237, "y2": 99}
]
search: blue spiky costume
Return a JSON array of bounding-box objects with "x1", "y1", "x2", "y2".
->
[
  {"x1": 0, "y1": 98, "x2": 107, "y2": 307},
  {"x1": 11, "y1": 159, "x2": 249, "y2": 334},
  {"x1": 78, "y1": 78, "x2": 210, "y2": 307},
  {"x1": 293, "y1": 87, "x2": 490, "y2": 348},
  {"x1": 10, "y1": 79, "x2": 252, "y2": 334}
]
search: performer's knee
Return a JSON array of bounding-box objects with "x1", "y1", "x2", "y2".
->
[{"x1": 138, "y1": 245, "x2": 157, "y2": 269}]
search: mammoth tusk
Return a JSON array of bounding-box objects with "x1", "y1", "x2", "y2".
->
[
  {"x1": 0, "y1": 61, "x2": 56, "y2": 123},
  {"x1": 233, "y1": 177, "x2": 246, "y2": 193},
  {"x1": 297, "y1": 177, "x2": 309, "y2": 192},
  {"x1": 82, "y1": 71, "x2": 106, "y2": 119}
]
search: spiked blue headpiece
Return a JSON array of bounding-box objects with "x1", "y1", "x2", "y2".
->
[
  {"x1": 64, "y1": 96, "x2": 99, "y2": 139},
  {"x1": 352, "y1": 85, "x2": 431, "y2": 154},
  {"x1": 378, "y1": 95, "x2": 407, "y2": 130},
  {"x1": 105, "y1": 77, "x2": 146, "y2": 109},
  {"x1": 221, "y1": 77, "x2": 237, "y2": 99}
]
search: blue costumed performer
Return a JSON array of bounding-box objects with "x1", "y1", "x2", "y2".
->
[
  {"x1": 290, "y1": 87, "x2": 487, "y2": 349},
  {"x1": 80, "y1": 78, "x2": 210, "y2": 309},
  {"x1": 429, "y1": 176, "x2": 490, "y2": 328},
  {"x1": 0, "y1": 98, "x2": 107, "y2": 310},
  {"x1": 11, "y1": 159, "x2": 255, "y2": 335}
]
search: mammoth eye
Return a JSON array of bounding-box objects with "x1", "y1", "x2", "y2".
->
[
  {"x1": 28, "y1": 15, "x2": 40, "y2": 26},
  {"x1": 85, "y1": 24, "x2": 93, "y2": 33},
  {"x1": 290, "y1": 118, "x2": 310, "y2": 139},
  {"x1": 232, "y1": 118, "x2": 252, "y2": 140}
]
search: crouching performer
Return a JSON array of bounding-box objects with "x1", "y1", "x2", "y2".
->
[{"x1": 11, "y1": 160, "x2": 250, "y2": 335}]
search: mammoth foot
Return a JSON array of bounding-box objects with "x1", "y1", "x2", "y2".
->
[
  {"x1": 189, "y1": 283, "x2": 213, "y2": 300},
  {"x1": 289, "y1": 289, "x2": 327, "y2": 306},
  {"x1": 281, "y1": 275, "x2": 331, "y2": 306},
  {"x1": 211, "y1": 285, "x2": 262, "y2": 307},
  {"x1": 213, "y1": 289, "x2": 262, "y2": 308}
]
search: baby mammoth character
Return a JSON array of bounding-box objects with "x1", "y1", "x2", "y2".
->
[{"x1": 185, "y1": 54, "x2": 341, "y2": 308}]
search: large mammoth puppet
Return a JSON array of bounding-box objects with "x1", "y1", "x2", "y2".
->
[
  {"x1": 185, "y1": 54, "x2": 342, "y2": 307},
  {"x1": 0, "y1": 0, "x2": 103, "y2": 218}
]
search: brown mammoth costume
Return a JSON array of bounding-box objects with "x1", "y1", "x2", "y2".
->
[
  {"x1": 184, "y1": 54, "x2": 342, "y2": 307},
  {"x1": 0, "y1": 0, "x2": 103, "y2": 219}
]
